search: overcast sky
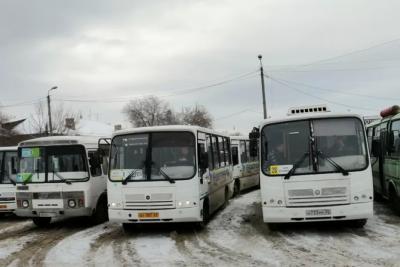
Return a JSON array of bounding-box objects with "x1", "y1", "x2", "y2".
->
[{"x1": 1, "y1": 0, "x2": 400, "y2": 134}]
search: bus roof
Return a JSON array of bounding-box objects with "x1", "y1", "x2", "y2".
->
[
  {"x1": 259, "y1": 113, "x2": 364, "y2": 128},
  {"x1": 18, "y1": 135, "x2": 105, "y2": 148},
  {"x1": 0, "y1": 146, "x2": 18, "y2": 151},
  {"x1": 366, "y1": 119, "x2": 381, "y2": 128},
  {"x1": 113, "y1": 125, "x2": 228, "y2": 138}
]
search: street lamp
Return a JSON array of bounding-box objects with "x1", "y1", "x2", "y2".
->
[{"x1": 47, "y1": 86, "x2": 58, "y2": 135}]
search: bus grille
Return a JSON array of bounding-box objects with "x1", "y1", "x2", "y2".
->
[
  {"x1": 124, "y1": 193, "x2": 174, "y2": 209},
  {"x1": 287, "y1": 187, "x2": 348, "y2": 206}
]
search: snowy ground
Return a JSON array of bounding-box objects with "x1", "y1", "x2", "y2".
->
[{"x1": 1, "y1": 190, "x2": 400, "y2": 267}]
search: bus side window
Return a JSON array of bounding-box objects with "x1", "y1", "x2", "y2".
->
[
  {"x1": 240, "y1": 141, "x2": 247, "y2": 163},
  {"x1": 224, "y1": 137, "x2": 231, "y2": 165},
  {"x1": 212, "y1": 135, "x2": 220, "y2": 168},
  {"x1": 89, "y1": 151, "x2": 102, "y2": 177},
  {"x1": 232, "y1": 146, "x2": 239, "y2": 166},
  {"x1": 391, "y1": 120, "x2": 400, "y2": 157},
  {"x1": 218, "y1": 136, "x2": 226, "y2": 167},
  {"x1": 206, "y1": 134, "x2": 214, "y2": 170}
]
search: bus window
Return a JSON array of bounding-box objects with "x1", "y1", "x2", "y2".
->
[
  {"x1": 232, "y1": 146, "x2": 239, "y2": 166},
  {"x1": 3, "y1": 151, "x2": 17, "y2": 183},
  {"x1": 206, "y1": 134, "x2": 214, "y2": 170},
  {"x1": 240, "y1": 141, "x2": 247, "y2": 163},
  {"x1": 391, "y1": 120, "x2": 400, "y2": 157},
  {"x1": 218, "y1": 136, "x2": 226, "y2": 167},
  {"x1": 212, "y1": 136, "x2": 220, "y2": 168},
  {"x1": 224, "y1": 137, "x2": 230, "y2": 165}
]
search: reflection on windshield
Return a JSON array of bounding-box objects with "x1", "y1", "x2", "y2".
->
[
  {"x1": 110, "y1": 132, "x2": 196, "y2": 182},
  {"x1": 17, "y1": 146, "x2": 88, "y2": 183},
  {"x1": 262, "y1": 118, "x2": 368, "y2": 176}
]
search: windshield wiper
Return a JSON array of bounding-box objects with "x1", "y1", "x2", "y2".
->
[
  {"x1": 121, "y1": 169, "x2": 138, "y2": 185},
  {"x1": 284, "y1": 152, "x2": 310, "y2": 180},
  {"x1": 159, "y1": 168, "x2": 175, "y2": 184},
  {"x1": 52, "y1": 170, "x2": 72, "y2": 185},
  {"x1": 317, "y1": 151, "x2": 349, "y2": 176}
]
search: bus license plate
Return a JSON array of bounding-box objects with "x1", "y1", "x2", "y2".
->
[
  {"x1": 0, "y1": 205, "x2": 7, "y2": 209},
  {"x1": 138, "y1": 212, "x2": 159, "y2": 219},
  {"x1": 306, "y1": 209, "x2": 331, "y2": 216},
  {"x1": 39, "y1": 212, "x2": 57, "y2": 217}
]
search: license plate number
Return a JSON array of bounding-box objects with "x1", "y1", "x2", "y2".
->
[
  {"x1": 306, "y1": 209, "x2": 331, "y2": 216},
  {"x1": 0, "y1": 204, "x2": 7, "y2": 209},
  {"x1": 39, "y1": 212, "x2": 57, "y2": 217},
  {"x1": 138, "y1": 212, "x2": 159, "y2": 219}
]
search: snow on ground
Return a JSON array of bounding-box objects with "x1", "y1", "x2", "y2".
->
[
  {"x1": 43, "y1": 223, "x2": 115, "y2": 267},
  {"x1": 1, "y1": 190, "x2": 400, "y2": 266}
]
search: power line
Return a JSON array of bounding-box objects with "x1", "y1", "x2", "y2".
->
[
  {"x1": 58, "y1": 70, "x2": 259, "y2": 103},
  {"x1": 265, "y1": 37, "x2": 400, "y2": 71},
  {"x1": 0, "y1": 98, "x2": 45, "y2": 109},
  {"x1": 267, "y1": 75, "x2": 378, "y2": 112},
  {"x1": 272, "y1": 76, "x2": 400, "y2": 101},
  {"x1": 267, "y1": 65, "x2": 400, "y2": 73}
]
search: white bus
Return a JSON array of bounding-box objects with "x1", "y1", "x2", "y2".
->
[
  {"x1": 0, "y1": 146, "x2": 18, "y2": 216},
  {"x1": 230, "y1": 136, "x2": 259, "y2": 196},
  {"x1": 108, "y1": 125, "x2": 233, "y2": 228},
  {"x1": 251, "y1": 107, "x2": 373, "y2": 227},
  {"x1": 15, "y1": 136, "x2": 110, "y2": 227}
]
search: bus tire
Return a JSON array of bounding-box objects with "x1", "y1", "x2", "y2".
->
[
  {"x1": 233, "y1": 180, "x2": 240, "y2": 197},
  {"x1": 91, "y1": 196, "x2": 108, "y2": 225},
  {"x1": 350, "y1": 219, "x2": 367, "y2": 228},
  {"x1": 389, "y1": 186, "x2": 400, "y2": 215},
  {"x1": 197, "y1": 199, "x2": 210, "y2": 228},
  {"x1": 32, "y1": 217, "x2": 51, "y2": 227},
  {"x1": 122, "y1": 223, "x2": 136, "y2": 232},
  {"x1": 268, "y1": 223, "x2": 281, "y2": 231},
  {"x1": 221, "y1": 187, "x2": 229, "y2": 209}
]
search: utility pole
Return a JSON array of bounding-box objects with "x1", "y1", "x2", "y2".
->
[
  {"x1": 47, "y1": 86, "x2": 58, "y2": 135},
  {"x1": 258, "y1": 55, "x2": 267, "y2": 119}
]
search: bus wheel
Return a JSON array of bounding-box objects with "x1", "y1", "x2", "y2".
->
[
  {"x1": 222, "y1": 187, "x2": 230, "y2": 209},
  {"x1": 91, "y1": 197, "x2": 109, "y2": 225},
  {"x1": 32, "y1": 217, "x2": 51, "y2": 227},
  {"x1": 268, "y1": 223, "x2": 281, "y2": 231},
  {"x1": 122, "y1": 223, "x2": 136, "y2": 232},
  {"x1": 233, "y1": 181, "x2": 240, "y2": 197},
  {"x1": 197, "y1": 200, "x2": 210, "y2": 228},
  {"x1": 389, "y1": 187, "x2": 400, "y2": 214},
  {"x1": 350, "y1": 219, "x2": 367, "y2": 228}
]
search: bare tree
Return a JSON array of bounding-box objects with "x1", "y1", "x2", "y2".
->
[
  {"x1": 30, "y1": 101, "x2": 80, "y2": 135},
  {"x1": 179, "y1": 104, "x2": 213, "y2": 128},
  {"x1": 123, "y1": 96, "x2": 177, "y2": 127}
]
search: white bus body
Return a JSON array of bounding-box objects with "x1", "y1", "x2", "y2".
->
[
  {"x1": 230, "y1": 137, "x2": 259, "y2": 196},
  {"x1": 257, "y1": 113, "x2": 373, "y2": 225},
  {"x1": 15, "y1": 136, "x2": 110, "y2": 226},
  {"x1": 108, "y1": 126, "x2": 233, "y2": 226},
  {"x1": 0, "y1": 146, "x2": 18, "y2": 214}
]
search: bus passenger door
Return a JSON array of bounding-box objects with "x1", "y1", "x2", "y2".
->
[{"x1": 197, "y1": 138, "x2": 210, "y2": 202}]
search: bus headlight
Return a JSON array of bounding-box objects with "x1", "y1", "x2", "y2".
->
[
  {"x1": 22, "y1": 200, "x2": 29, "y2": 208},
  {"x1": 177, "y1": 200, "x2": 193, "y2": 209},
  {"x1": 68, "y1": 199, "x2": 76, "y2": 208}
]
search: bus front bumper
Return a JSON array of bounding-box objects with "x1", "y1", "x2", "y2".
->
[
  {"x1": 109, "y1": 207, "x2": 201, "y2": 223},
  {"x1": 0, "y1": 202, "x2": 16, "y2": 213},
  {"x1": 15, "y1": 207, "x2": 92, "y2": 218},
  {"x1": 262, "y1": 201, "x2": 373, "y2": 223}
]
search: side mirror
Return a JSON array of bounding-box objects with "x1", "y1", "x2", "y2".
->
[
  {"x1": 249, "y1": 127, "x2": 260, "y2": 139},
  {"x1": 199, "y1": 152, "x2": 209, "y2": 170},
  {"x1": 371, "y1": 139, "x2": 381, "y2": 157}
]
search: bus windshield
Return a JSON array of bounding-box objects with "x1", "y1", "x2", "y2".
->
[
  {"x1": 110, "y1": 132, "x2": 196, "y2": 182},
  {"x1": 261, "y1": 117, "x2": 368, "y2": 176},
  {"x1": 0, "y1": 151, "x2": 18, "y2": 184},
  {"x1": 17, "y1": 145, "x2": 88, "y2": 183}
]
